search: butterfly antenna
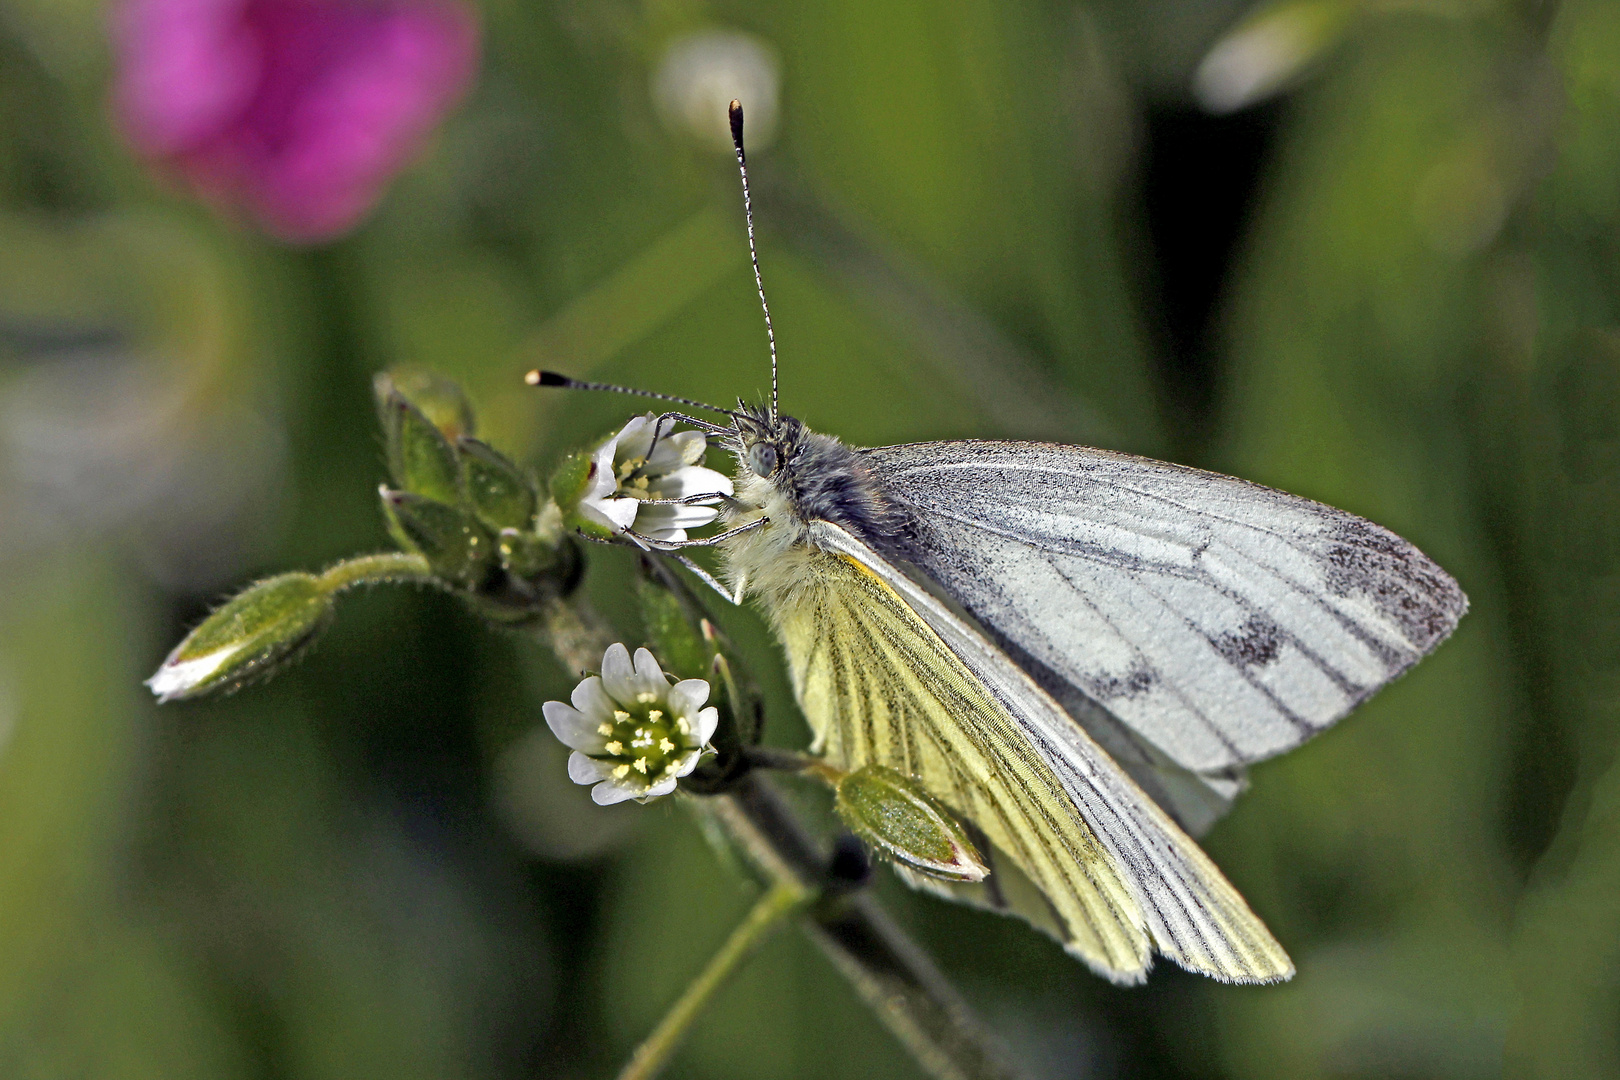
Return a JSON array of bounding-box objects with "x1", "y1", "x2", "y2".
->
[
  {"x1": 525, "y1": 369, "x2": 738, "y2": 418},
  {"x1": 729, "y1": 99, "x2": 778, "y2": 424}
]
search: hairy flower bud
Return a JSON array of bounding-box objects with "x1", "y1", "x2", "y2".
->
[
  {"x1": 147, "y1": 572, "x2": 334, "y2": 702},
  {"x1": 834, "y1": 764, "x2": 989, "y2": 883},
  {"x1": 380, "y1": 389, "x2": 463, "y2": 505},
  {"x1": 459, "y1": 436, "x2": 537, "y2": 531}
]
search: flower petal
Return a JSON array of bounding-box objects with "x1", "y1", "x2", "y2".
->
[
  {"x1": 667, "y1": 678, "x2": 712, "y2": 721},
  {"x1": 567, "y1": 750, "x2": 614, "y2": 786},
  {"x1": 645, "y1": 428, "x2": 705, "y2": 472},
  {"x1": 570, "y1": 675, "x2": 615, "y2": 720},
  {"x1": 635, "y1": 502, "x2": 719, "y2": 532},
  {"x1": 577, "y1": 496, "x2": 640, "y2": 534},
  {"x1": 630, "y1": 647, "x2": 670, "y2": 699},
  {"x1": 694, "y1": 705, "x2": 720, "y2": 747},
  {"x1": 670, "y1": 748, "x2": 704, "y2": 779},
  {"x1": 640, "y1": 777, "x2": 680, "y2": 800},
  {"x1": 613, "y1": 413, "x2": 656, "y2": 465},
  {"x1": 544, "y1": 701, "x2": 606, "y2": 753},
  {"x1": 600, "y1": 643, "x2": 637, "y2": 704},
  {"x1": 585, "y1": 436, "x2": 621, "y2": 502},
  {"x1": 592, "y1": 780, "x2": 642, "y2": 805},
  {"x1": 650, "y1": 465, "x2": 734, "y2": 501}
]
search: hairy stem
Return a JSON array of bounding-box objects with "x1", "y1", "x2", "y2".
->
[
  {"x1": 615, "y1": 880, "x2": 810, "y2": 1080},
  {"x1": 318, "y1": 551, "x2": 434, "y2": 592}
]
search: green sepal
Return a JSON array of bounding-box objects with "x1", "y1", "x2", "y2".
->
[
  {"x1": 497, "y1": 527, "x2": 578, "y2": 587},
  {"x1": 459, "y1": 437, "x2": 537, "y2": 531},
  {"x1": 834, "y1": 764, "x2": 989, "y2": 883},
  {"x1": 548, "y1": 446, "x2": 596, "y2": 514},
  {"x1": 380, "y1": 388, "x2": 463, "y2": 505},
  {"x1": 378, "y1": 487, "x2": 495, "y2": 589},
  {"x1": 147, "y1": 573, "x2": 334, "y2": 703}
]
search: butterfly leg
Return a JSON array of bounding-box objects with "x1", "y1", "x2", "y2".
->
[
  {"x1": 668, "y1": 553, "x2": 737, "y2": 604},
  {"x1": 623, "y1": 516, "x2": 767, "y2": 551}
]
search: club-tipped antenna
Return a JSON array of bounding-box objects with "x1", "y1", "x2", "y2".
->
[
  {"x1": 729, "y1": 100, "x2": 777, "y2": 424},
  {"x1": 525, "y1": 369, "x2": 738, "y2": 418}
]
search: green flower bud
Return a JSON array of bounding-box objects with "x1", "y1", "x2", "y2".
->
[
  {"x1": 147, "y1": 573, "x2": 334, "y2": 703},
  {"x1": 458, "y1": 437, "x2": 537, "y2": 531},
  {"x1": 378, "y1": 487, "x2": 495, "y2": 589},
  {"x1": 379, "y1": 387, "x2": 462, "y2": 505},
  {"x1": 834, "y1": 764, "x2": 989, "y2": 883},
  {"x1": 374, "y1": 369, "x2": 475, "y2": 442}
]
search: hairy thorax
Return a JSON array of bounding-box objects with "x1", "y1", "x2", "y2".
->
[{"x1": 717, "y1": 424, "x2": 911, "y2": 616}]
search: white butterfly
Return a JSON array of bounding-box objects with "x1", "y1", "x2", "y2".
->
[{"x1": 533, "y1": 101, "x2": 1467, "y2": 985}]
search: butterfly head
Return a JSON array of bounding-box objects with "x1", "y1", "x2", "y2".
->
[{"x1": 727, "y1": 403, "x2": 800, "y2": 482}]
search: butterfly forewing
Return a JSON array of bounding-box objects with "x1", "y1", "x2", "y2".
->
[
  {"x1": 862, "y1": 441, "x2": 1467, "y2": 775},
  {"x1": 777, "y1": 521, "x2": 1294, "y2": 984}
]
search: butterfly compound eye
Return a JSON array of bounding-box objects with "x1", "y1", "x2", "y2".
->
[{"x1": 747, "y1": 441, "x2": 779, "y2": 478}]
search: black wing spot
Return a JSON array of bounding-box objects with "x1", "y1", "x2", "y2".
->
[
  {"x1": 1213, "y1": 616, "x2": 1284, "y2": 669},
  {"x1": 1086, "y1": 663, "x2": 1156, "y2": 701}
]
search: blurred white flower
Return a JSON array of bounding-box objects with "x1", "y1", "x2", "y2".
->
[
  {"x1": 575, "y1": 413, "x2": 733, "y2": 542},
  {"x1": 543, "y1": 643, "x2": 719, "y2": 805},
  {"x1": 653, "y1": 28, "x2": 780, "y2": 153}
]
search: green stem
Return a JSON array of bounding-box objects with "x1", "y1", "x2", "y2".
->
[
  {"x1": 615, "y1": 880, "x2": 810, "y2": 1080},
  {"x1": 317, "y1": 551, "x2": 434, "y2": 593}
]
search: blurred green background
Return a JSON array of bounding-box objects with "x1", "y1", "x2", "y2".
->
[{"x1": 1, "y1": 0, "x2": 1618, "y2": 1077}]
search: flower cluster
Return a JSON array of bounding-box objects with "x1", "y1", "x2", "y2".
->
[
  {"x1": 544, "y1": 644, "x2": 718, "y2": 805},
  {"x1": 557, "y1": 413, "x2": 733, "y2": 543}
]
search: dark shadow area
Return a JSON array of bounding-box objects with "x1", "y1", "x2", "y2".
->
[{"x1": 1140, "y1": 100, "x2": 1284, "y2": 451}]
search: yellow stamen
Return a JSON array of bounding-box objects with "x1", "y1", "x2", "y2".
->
[
  {"x1": 659, "y1": 738, "x2": 675, "y2": 753},
  {"x1": 613, "y1": 764, "x2": 630, "y2": 779},
  {"x1": 605, "y1": 741, "x2": 623, "y2": 755},
  {"x1": 633, "y1": 758, "x2": 649, "y2": 774}
]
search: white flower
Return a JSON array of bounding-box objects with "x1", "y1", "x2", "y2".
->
[
  {"x1": 574, "y1": 413, "x2": 734, "y2": 542},
  {"x1": 542, "y1": 643, "x2": 720, "y2": 805}
]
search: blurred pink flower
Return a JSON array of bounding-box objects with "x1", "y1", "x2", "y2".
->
[{"x1": 112, "y1": 0, "x2": 478, "y2": 242}]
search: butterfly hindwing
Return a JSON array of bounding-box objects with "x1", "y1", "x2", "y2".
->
[{"x1": 769, "y1": 521, "x2": 1293, "y2": 984}]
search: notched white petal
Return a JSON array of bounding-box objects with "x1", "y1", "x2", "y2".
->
[
  {"x1": 568, "y1": 750, "x2": 614, "y2": 785},
  {"x1": 577, "y1": 496, "x2": 640, "y2": 534},
  {"x1": 650, "y1": 465, "x2": 733, "y2": 501},
  {"x1": 543, "y1": 701, "x2": 606, "y2": 753},
  {"x1": 570, "y1": 676, "x2": 614, "y2": 720},
  {"x1": 630, "y1": 647, "x2": 669, "y2": 699},
  {"x1": 592, "y1": 781, "x2": 642, "y2": 806},
  {"x1": 641, "y1": 777, "x2": 681, "y2": 800},
  {"x1": 694, "y1": 705, "x2": 720, "y2": 746},
  {"x1": 585, "y1": 437, "x2": 620, "y2": 501},
  {"x1": 670, "y1": 749, "x2": 704, "y2": 779},
  {"x1": 600, "y1": 643, "x2": 637, "y2": 702},
  {"x1": 667, "y1": 678, "x2": 712, "y2": 717}
]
